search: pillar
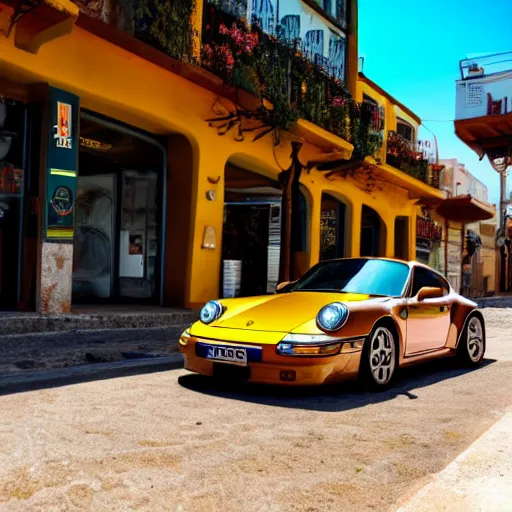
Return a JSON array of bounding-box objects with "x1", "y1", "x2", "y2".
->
[
  {"x1": 308, "y1": 187, "x2": 322, "y2": 269},
  {"x1": 384, "y1": 215, "x2": 395, "y2": 258},
  {"x1": 37, "y1": 86, "x2": 79, "y2": 314},
  {"x1": 185, "y1": 144, "x2": 227, "y2": 309},
  {"x1": 350, "y1": 201, "x2": 362, "y2": 257}
]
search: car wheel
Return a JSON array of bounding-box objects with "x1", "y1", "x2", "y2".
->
[
  {"x1": 457, "y1": 315, "x2": 486, "y2": 366},
  {"x1": 360, "y1": 325, "x2": 398, "y2": 390}
]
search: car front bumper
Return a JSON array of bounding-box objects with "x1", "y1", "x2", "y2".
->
[{"x1": 179, "y1": 335, "x2": 364, "y2": 386}]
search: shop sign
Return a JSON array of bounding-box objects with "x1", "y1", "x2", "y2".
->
[
  {"x1": 53, "y1": 102, "x2": 73, "y2": 149},
  {"x1": 45, "y1": 88, "x2": 79, "y2": 241}
]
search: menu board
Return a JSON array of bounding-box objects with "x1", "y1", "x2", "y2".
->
[{"x1": 320, "y1": 209, "x2": 337, "y2": 253}]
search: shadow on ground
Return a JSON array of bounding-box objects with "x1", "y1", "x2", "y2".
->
[{"x1": 178, "y1": 358, "x2": 498, "y2": 412}]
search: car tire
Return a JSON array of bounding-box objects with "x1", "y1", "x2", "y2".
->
[
  {"x1": 457, "y1": 314, "x2": 486, "y2": 367},
  {"x1": 359, "y1": 324, "x2": 398, "y2": 390}
]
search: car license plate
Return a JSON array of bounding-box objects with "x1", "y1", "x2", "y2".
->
[{"x1": 204, "y1": 345, "x2": 248, "y2": 366}]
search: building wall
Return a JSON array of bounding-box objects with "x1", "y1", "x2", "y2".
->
[
  {"x1": 439, "y1": 158, "x2": 489, "y2": 201},
  {"x1": 0, "y1": 11, "x2": 420, "y2": 311},
  {"x1": 456, "y1": 72, "x2": 512, "y2": 120}
]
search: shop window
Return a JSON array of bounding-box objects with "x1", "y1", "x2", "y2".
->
[
  {"x1": 73, "y1": 112, "x2": 165, "y2": 304},
  {"x1": 320, "y1": 193, "x2": 346, "y2": 261},
  {"x1": 0, "y1": 98, "x2": 26, "y2": 309}
]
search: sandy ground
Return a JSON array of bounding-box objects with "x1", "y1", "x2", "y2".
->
[
  {"x1": 0, "y1": 309, "x2": 510, "y2": 511},
  {"x1": 397, "y1": 411, "x2": 512, "y2": 512}
]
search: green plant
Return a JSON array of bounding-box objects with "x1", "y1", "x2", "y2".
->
[{"x1": 130, "y1": 0, "x2": 196, "y2": 62}]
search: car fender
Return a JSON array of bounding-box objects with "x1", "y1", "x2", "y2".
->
[{"x1": 453, "y1": 308, "x2": 486, "y2": 350}]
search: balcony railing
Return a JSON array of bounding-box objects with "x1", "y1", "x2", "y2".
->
[
  {"x1": 386, "y1": 132, "x2": 440, "y2": 187},
  {"x1": 202, "y1": 4, "x2": 380, "y2": 158},
  {"x1": 460, "y1": 52, "x2": 512, "y2": 80}
]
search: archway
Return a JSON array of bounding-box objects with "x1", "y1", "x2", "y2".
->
[
  {"x1": 320, "y1": 192, "x2": 349, "y2": 261},
  {"x1": 221, "y1": 162, "x2": 309, "y2": 297},
  {"x1": 360, "y1": 205, "x2": 386, "y2": 257},
  {"x1": 394, "y1": 216, "x2": 410, "y2": 261}
]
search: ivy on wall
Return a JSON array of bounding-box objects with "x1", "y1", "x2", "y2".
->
[{"x1": 124, "y1": 0, "x2": 197, "y2": 62}]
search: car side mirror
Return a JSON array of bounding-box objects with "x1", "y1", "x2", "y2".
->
[
  {"x1": 417, "y1": 286, "x2": 444, "y2": 301},
  {"x1": 276, "y1": 281, "x2": 291, "y2": 292}
]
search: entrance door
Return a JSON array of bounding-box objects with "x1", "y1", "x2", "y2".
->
[
  {"x1": 73, "y1": 111, "x2": 164, "y2": 305},
  {"x1": 73, "y1": 175, "x2": 115, "y2": 299},
  {"x1": 405, "y1": 266, "x2": 451, "y2": 354},
  {"x1": 119, "y1": 170, "x2": 159, "y2": 300}
]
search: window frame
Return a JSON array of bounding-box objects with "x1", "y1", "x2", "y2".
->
[
  {"x1": 396, "y1": 117, "x2": 416, "y2": 144},
  {"x1": 408, "y1": 265, "x2": 451, "y2": 299}
]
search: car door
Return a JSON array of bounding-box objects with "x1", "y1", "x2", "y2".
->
[{"x1": 405, "y1": 266, "x2": 452, "y2": 355}]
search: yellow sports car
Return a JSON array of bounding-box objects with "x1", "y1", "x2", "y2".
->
[{"x1": 179, "y1": 258, "x2": 486, "y2": 388}]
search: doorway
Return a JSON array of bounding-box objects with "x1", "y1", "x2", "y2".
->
[
  {"x1": 394, "y1": 216, "x2": 409, "y2": 261},
  {"x1": 221, "y1": 164, "x2": 308, "y2": 297},
  {"x1": 72, "y1": 112, "x2": 165, "y2": 304},
  {"x1": 360, "y1": 205, "x2": 384, "y2": 257},
  {"x1": 0, "y1": 98, "x2": 26, "y2": 310},
  {"x1": 320, "y1": 193, "x2": 346, "y2": 261}
]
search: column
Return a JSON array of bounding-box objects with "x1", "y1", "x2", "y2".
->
[
  {"x1": 384, "y1": 214, "x2": 395, "y2": 258},
  {"x1": 38, "y1": 87, "x2": 79, "y2": 314},
  {"x1": 185, "y1": 145, "x2": 227, "y2": 309},
  {"x1": 349, "y1": 201, "x2": 362, "y2": 257}
]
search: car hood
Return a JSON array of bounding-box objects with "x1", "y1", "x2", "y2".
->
[{"x1": 211, "y1": 291, "x2": 371, "y2": 333}]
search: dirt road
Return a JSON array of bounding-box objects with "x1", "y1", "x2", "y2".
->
[{"x1": 0, "y1": 309, "x2": 510, "y2": 511}]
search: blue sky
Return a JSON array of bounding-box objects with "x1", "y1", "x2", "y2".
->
[{"x1": 358, "y1": 0, "x2": 512, "y2": 205}]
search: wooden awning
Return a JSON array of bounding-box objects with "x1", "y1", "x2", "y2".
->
[
  {"x1": 417, "y1": 195, "x2": 496, "y2": 223},
  {"x1": 368, "y1": 159, "x2": 446, "y2": 200},
  {"x1": 455, "y1": 113, "x2": 512, "y2": 157}
]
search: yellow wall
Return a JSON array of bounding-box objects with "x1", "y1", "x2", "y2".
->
[{"x1": 0, "y1": 18, "x2": 419, "y2": 309}]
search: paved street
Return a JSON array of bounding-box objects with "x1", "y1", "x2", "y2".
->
[{"x1": 0, "y1": 308, "x2": 511, "y2": 511}]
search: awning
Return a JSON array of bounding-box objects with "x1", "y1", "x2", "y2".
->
[
  {"x1": 418, "y1": 195, "x2": 496, "y2": 223},
  {"x1": 455, "y1": 113, "x2": 512, "y2": 157},
  {"x1": 367, "y1": 158, "x2": 446, "y2": 200},
  {"x1": 294, "y1": 119, "x2": 354, "y2": 159}
]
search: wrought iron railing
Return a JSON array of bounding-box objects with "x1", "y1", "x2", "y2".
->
[{"x1": 386, "y1": 131, "x2": 440, "y2": 187}]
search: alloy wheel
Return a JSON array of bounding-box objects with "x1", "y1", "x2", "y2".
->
[
  {"x1": 369, "y1": 326, "x2": 396, "y2": 386},
  {"x1": 467, "y1": 316, "x2": 484, "y2": 363}
]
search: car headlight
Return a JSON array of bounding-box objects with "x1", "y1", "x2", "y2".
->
[
  {"x1": 200, "y1": 300, "x2": 224, "y2": 324},
  {"x1": 316, "y1": 302, "x2": 349, "y2": 332}
]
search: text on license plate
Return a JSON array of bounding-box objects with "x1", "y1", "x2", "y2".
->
[{"x1": 206, "y1": 345, "x2": 247, "y2": 365}]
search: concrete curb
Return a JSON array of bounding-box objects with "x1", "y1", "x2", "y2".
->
[
  {"x1": 0, "y1": 311, "x2": 199, "y2": 336},
  {"x1": 0, "y1": 353, "x2": 185, "y2": 395},
  {"x1": 396, "y1": 410, "x2": 512, "y2": 512},
  {"x1": 476, "y1": 298, "x2": 512, "y2": 309}
]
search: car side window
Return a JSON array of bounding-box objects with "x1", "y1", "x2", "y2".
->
[{"x1": 411, "y1": 267, "x2": 450, "y2": 297}]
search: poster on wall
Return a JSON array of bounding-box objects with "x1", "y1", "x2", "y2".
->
[{"x1": 45, "y1": 88, "x2": 79, "y2": 241}]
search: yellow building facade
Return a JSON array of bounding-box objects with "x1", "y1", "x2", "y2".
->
[{"x1": 0, "y1": 0, "x2": 446, "y2": 313}]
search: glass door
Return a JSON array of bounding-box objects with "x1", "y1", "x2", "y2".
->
[
  {"x1": 72, "y1": 174, "x2": 115, "y2": 299},
  {"x1": 118, "y1": 169, "x2": 159, "y2": 300}
]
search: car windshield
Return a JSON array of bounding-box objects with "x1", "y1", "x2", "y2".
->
[{"x1": 283, "y1": 259, "x2": 410, "y2": 297}]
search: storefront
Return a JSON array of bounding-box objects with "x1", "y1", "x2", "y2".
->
[
  {"x1": 0, "y1": 96, "x2": 26, "y2": 309},
  {"x1": 221, "y1": 164, "x2": 308, "y2": 298},
  {"x1": 72, "y1": 111, "x2": 165, "y2": 304},
  {"x1": 415, "y1": 211, "x2": 444, "y2": 273}
]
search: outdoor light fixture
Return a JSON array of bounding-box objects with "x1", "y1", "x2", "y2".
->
[{"x1": 488, "y1": 149, "x2": 510, "y2": 174}]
